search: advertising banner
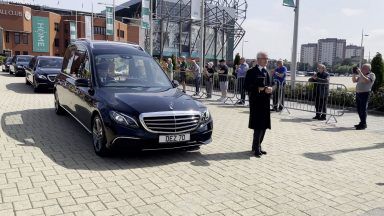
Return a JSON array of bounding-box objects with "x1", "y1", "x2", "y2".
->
[
  {"x1": 85, "y1": 16, "x2": 92, "y2": 40},
  {"x1": 162, "y1": 22, "x2": 179, "y2": 56},
  {"x1": 141, "y1": 0, "x2": 150, "y2": 29},
  {"x1": 32, "y1": 16, "x2": 50, "y2": 53},
  {"x1": 191, "y1": 0, "x2": 201, "y2": 20},
  {"x1": 106, "y1": 6, "x2": 114, "y2": 36},
  {"x1": 70, "y1": 21, "x2": 77, "y2": 42}
]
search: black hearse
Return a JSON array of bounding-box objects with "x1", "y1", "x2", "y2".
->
[{"x1": 54, "y1": 39, "x2": 212, "y2": 156}]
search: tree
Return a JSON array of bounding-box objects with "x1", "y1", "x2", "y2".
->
[
  {"x1": 341, "y1": 58, "x2": 353, "y2": 66},
  {"x1": 371, "y1": 52, "x2": 384, "y2": 92}
]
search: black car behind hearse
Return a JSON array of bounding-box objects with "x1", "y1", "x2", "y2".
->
[
  {"x1": 54, "y1": 39, "x2": 213, "y2": 156},
  {"x1": 25, "y1": 56, "x2": 63, "y2": 92},
  {"x1": 10, "y1": 55, "x2": 34, "y2": 76}
]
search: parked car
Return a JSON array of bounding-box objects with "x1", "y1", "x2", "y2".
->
[
  {"x1": 306, "y1": 71, "x2": 316, "y2": 77},
  {"x1": 1, "y1": 57, "x2": 12, "y2": 72},
  {"x1": 54, "y1": 40, "x2": 213, "y2": 156},
  {"x1": 10, "y1": 55, "x2": 34, "y2": 76},
  {"x1": 25, "y1": 56, "x2": 63, "y2": 92}
]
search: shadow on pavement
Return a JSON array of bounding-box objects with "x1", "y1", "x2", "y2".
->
[
  {"x1": 1, "y1": 108, "x2": 251, "y2": 171},
  {"x1": 280, "y1": 117, "x2": 315, "y2": 123},
  {"x1": 303, "y1": 143, "x2": 384, "y2": 161},
  {"x1": 6, "y1": 82, "x2": 53, "y2": 94},
  {"x1": 312, "y1": 127, "x2": 355, "y2": 132}
]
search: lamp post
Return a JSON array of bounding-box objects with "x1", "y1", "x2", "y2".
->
[
  {"x1": 241, "y1": 39, "x2": 248, "y2": 57},
  {"x1": 359, "y1": 29, "x2": 369, "y2": 67},
  {"x1": 199, "y1": 0, "x2": 205, "y2": 70},
  {"x1": 290, "y1": 0, "x2": 300, "y2": 83}
]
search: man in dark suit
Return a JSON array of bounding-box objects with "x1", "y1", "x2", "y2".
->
[{"x1": 245, "y1": 52, "x2": 273, "y2": 157}]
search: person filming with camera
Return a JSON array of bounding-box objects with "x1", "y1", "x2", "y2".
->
[{"x1": 352, "y1": 64, "x2": 376, "y2": 130}]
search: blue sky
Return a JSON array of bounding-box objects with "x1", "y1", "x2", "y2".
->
[{"x1": 11, "y1": 0, "x2": 384, "y2": 60}]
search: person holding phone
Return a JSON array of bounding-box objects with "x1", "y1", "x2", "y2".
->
[
  {"x1": 352, "y1": 64, "x2": 376, "y2": 130},
  {"x1": 245, "y1": 52, "x2": 273, "y2": 157}
]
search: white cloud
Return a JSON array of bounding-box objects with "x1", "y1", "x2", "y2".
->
[
  {"x1": 370, "y1": 29, "x2": 384, "y2": 37},
  {"x1": 341, "y1": 8, "x2": 364, "y2": 16}
]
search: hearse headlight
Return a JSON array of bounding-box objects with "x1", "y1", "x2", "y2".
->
[
  {"x1": 109, "y1": 111, "x2": 139, "y2": 128},
  {"x1": 200, "y1": 110, "x2": 211, "y2": 123},
  {"x1": 37, "y1": 74, "x2": 47, "y2": 80}
]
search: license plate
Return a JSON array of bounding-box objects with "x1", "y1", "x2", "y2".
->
[{"x1": 159, "y1": 133, "x2": 190, "y2": 143}]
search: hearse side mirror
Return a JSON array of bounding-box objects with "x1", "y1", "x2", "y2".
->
[{"x1": 172, "y1": 80, "x2": 179, "y2": 88}]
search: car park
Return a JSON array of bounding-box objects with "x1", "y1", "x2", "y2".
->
[
  {"x1": 10, "y1": 55, "x2": 34, "y2": 76},
  {"x1": 25, "y1": 56, "x2": 63, "y2": 92},
  {"x1": 54, "y1": 39, "x2": 213, "y2": 156}
]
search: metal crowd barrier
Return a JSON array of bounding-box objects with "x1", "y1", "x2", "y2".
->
[
  {"x1": 173, "y1": 71, "x2": 237, "y2": 104},
  {"x1": 173, "y1": 70, "x2": 347, "y2": 123},
  {"x1": 281, "y1": 80, "x2": 348, "y2": 123}
]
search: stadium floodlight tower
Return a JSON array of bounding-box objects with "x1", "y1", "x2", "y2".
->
[{"x1": 116, "y1": 0, "x2": 247, "y2": 64}]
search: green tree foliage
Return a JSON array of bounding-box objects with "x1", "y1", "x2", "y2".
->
[{"x1": 371, "y1": 52, "x2": 384, "y2": 92}]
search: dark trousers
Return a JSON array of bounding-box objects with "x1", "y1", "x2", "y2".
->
[
  {"x1": 356, "y1": 92, "x2": 369, "y2": 125},
  {"x1": 273, "y1": 85, "x2": 285, "y2": 110},
  {"x1": 252, "y1": 129, "x2": 266, "y2": 152},
  {"x1": 237, "y1": 78, "x2": 246, "y2": 102},
  {"x1": 315, "y1": 96, "x2": 328, "y2": 117},
  {"x1": 195, "y1": 77, "x2": 201, "y2": 93}
]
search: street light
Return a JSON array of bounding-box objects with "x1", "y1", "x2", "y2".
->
[
  {"x1": 359, "y1": 29, "x2": 369, "y2": 67},
  {"x1": 241, "y1": 39, "x2": 248, "y2": 57}
]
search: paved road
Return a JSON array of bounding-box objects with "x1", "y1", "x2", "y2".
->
[{"x1": 0, "y1": 73, "x2": 384, "y2": 216}]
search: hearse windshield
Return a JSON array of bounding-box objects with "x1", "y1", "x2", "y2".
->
[
  {"x1": 95, "y1": 54, "x2": 172, "y2": 89},
  {"x1": 38, "y1": 58, "x2": 63, "y2": 68}
]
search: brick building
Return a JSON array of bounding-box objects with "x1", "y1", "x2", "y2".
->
[{"x1": 0, "y1": 2, "x2": 140, "y2": 57}]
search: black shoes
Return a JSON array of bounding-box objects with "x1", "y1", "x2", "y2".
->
[
  {"x1": 355, "y1": 124, "x2": 367, "y2": 130},
  {"x1": 318, "y1": 116, "x2": 326, "y2": 121},
  {"x1": 313, "y1": 116, "x2": 326, "y2": 121},
  {"x1": 252, "y1": 149, "x2": 267, "y2": 157},
  {"x1": 254, "y1": 151, "x2": 262, "y2": 158}
]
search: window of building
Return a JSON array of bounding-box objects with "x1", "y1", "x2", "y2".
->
[
  {"x1": 94, "y1": 26, "x2": 106, "y2": 35},
  {"x1": 54, "y1": 38, "x2": 60, "y2": 47},
  {"x1": 5, "y1": 31, "x2": 10, "y2": 43},
  {"x1": 14, "y1": 33, "x2": 20, "y2": 44},
  {"x1": 23, "y1": 51, "x2": 28, "y2": 55},
  {"x1": 22, "y1": 33, "x2": 28, "y2": 44},
  {"x1": 54, "y1": 23, "x2": 60, "y2": 32},
  {"x1": 64, "y1": 24, "x2": 69, "y2": 34},
  {"x1": 64, "y1": 40, "x2": 69, "y2": 48},
  {"x1": 120, "y1": 30, "x2": 125, "y2": 38},
  {"x1": 15, "y1": 51, "x2": 20, "y2": 55}
]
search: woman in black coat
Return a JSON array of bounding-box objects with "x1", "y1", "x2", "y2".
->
[{"x1": 244, "y1": 52, "x2": 273, "y2": 157}]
